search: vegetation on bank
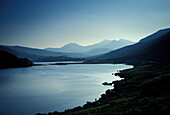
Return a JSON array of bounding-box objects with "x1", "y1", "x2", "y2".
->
[
  {"x1": 0, "y1": 50, "x2": 33, "y2": 69},
  {"x1": 36, "y1": 63, "x2": 170, "y2": 115},
  {"x1": 35, "y1": 56, "x2": 85, "y2": 62}
]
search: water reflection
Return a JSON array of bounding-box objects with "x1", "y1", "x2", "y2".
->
[{"x1": 0, "y1": 64, "x2": 133, "y2": 115}]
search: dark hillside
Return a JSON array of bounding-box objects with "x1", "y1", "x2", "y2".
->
[
  {"x1": 95, "y1": 31, "x2": 170, "y2": 64},
  {"x1": 0, "y1": 50, "x2": 33, "y2": 69}
]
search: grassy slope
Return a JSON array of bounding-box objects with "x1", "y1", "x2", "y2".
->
[{"x1": 43, "y1": 64, "x2": 170, "y2": 115}]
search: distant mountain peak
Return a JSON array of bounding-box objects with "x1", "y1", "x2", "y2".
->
[
  {"x1": 61, "y1": 42, "x2": 82, "y2": 48},
  {"x1": 44, "y1": 39, "x2": 135, "y2": 54},
  {"x1": 64, "y1": 42, "x2": 80, "y2": 46},
  {"x1": 68, "y1": 42, "x2": 79, "y2": 45},
  {"x1": 98, "y1": 39, "x2": 112, "y2": 44}
]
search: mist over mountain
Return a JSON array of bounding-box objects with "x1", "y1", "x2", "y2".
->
[
  {"x1": 45, "y1": 39, "x2": 135, "y2": 55},
  {"x1": 0, "y1": 39, "x2": 134, "y2": 61},
  {"x1": 91, "y1": 28, "x2": 170, "y2": 64},
  {"x1": 0, "y1": 45, "x2": 86, "y2": 61},
  {"x1": 1, "y1": 28, "x2": 169, "y2": 63}
]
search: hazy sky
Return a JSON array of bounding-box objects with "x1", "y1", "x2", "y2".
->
[{"x1": 0, "y1": 0, "x2": 170, "y2": 48}]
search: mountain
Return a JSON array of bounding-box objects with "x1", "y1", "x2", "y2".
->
[
  {"x1": 139, "y1": 28, "x2": 170, "y2": 43},
  {"x1": 44, "y1": 39, "x2": 135, "y2": 55},
  {"x1": 46, "y1": 43, "x2": 84, "y2": 52},
  {"x1": 93, "y1": 28, "x2": 170, "y2": 64},
  {"x1": 0, "y1": 45, "x2": 86, "y2": 61},
  {"x1": 0, "y1": 50, "x2": 33, "y2": 69}
]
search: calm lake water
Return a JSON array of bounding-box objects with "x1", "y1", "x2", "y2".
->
[{"x1": 0, "y1": 63, "x2": 133, "y2": 115}]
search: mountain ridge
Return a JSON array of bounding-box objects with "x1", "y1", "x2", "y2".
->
[
  {"x1": 139, "y1": 28, "x2": 170, "y2": 43},
  {"x1": 91, "y1": 28, "x2": 170, "y2": 64},
  {"x1": 45, "y1": 39, "x2": 135, "y2": 55},
  {"x1": 0, "y1": 45, "x2": 86, "y2": 61}
]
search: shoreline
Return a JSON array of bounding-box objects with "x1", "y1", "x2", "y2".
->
[
  {"x1": 36, "y1": 63, "x2": 170, "y2": 115},
  {"x1": 35, "y1": 63, "x2": 134, "y2": 115},
  {"x1": 33, "y1": 61, "x2": 134, "y2": 66}
]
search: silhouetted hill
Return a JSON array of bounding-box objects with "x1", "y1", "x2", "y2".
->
[
  {"x1": 139, "y1": 28, "x2": 170, "y2": 43},
  {"x1": 94, "y1": 28, "x2": 170, "y2": 64},
  {"x1": 0, "y1": 50, "x2": 33, "y2": 69}
]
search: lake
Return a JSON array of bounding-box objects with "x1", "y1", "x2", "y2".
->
[{"x1": 0, "y1": 63, "x2": 133, "y2": 115}]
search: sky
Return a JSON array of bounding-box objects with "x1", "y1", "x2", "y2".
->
[{"x1": 0, "y1": 0, "x2": 170, "y2": 48}]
